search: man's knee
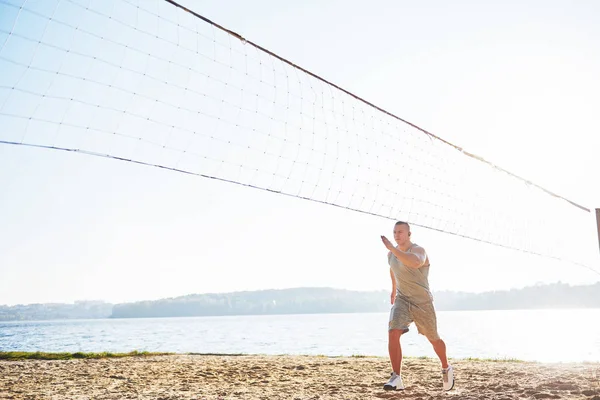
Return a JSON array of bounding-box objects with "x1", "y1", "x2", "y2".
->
[
  {"x1": 428, "y1": 337, "x2": 444, "y2": 346},
  {"x1": 389, "y1": 329, "x2": 406, "y2": 341}
]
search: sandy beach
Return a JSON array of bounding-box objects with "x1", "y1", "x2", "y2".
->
[{"x1": 1, "y1": 354, "x2": 599, "y2": 400}]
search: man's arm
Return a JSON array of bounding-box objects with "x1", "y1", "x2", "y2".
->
[
  {"x1": 389, "y1": 246, "x2": 426, "y2": 269},
  {"x1": 381, "y1": 236, "x2": 427, "y2": 269}
]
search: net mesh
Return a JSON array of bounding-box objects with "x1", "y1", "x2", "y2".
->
[{"x1": 0, "y1": 0, "x2": 597, "y2": 270}]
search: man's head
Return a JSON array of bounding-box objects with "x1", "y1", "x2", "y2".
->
[{"x1": 393, "y1": 221, "x2": 411, "y2": 246}]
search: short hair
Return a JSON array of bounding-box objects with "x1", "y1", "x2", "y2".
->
[{"x1": 394, "y1": 221, "x2": 410, "y2": 229}]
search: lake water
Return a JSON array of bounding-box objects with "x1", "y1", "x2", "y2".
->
[{"x1": 1, "y1": 309, "x2": 599, "y2": 363}]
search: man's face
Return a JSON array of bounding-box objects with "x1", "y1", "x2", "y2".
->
[{"x1": 393, "y1": 224, "x2": 410, "y2": 245}]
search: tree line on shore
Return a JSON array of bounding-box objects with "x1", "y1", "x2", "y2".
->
[{"x1": 1, "y1": 282, "x2": 598, "y2": 321}]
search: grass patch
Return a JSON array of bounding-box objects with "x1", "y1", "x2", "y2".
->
[
  {"x1": 186, "y1": 352, "x2": 247, "y2": 357},
  {"x1": 461, "y1": 356, "x2": 525, "y2": 363},
  {"x1": 0, "y1": 352, "x2": 529, "y2": 363},
  {"x1": 0, "y1": 350, "x2": 172, "y2": 361}
]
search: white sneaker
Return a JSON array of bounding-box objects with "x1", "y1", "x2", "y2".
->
[
  {"x1": 383, "y1": 372, "x2": 405, "y2": 391},
  {"x1": 442, "y1": 365, "x2": 455, "y2": 391}
]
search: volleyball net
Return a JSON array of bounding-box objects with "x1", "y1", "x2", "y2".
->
[{"x1": 0, "y1": 0, "x2": 598, "y2": 270}]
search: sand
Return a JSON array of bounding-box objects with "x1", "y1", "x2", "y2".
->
[{"x1": 1, "y1": 354, "x2": 599, "y2": 400}]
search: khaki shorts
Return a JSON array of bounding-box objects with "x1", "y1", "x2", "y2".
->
[{"x1": 388, "y1": 296, "x2": 440, "y2": 341}]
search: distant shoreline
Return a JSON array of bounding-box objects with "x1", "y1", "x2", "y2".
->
[{"x1": 2, "y1": 283, "x2": 599, "y2": 321}]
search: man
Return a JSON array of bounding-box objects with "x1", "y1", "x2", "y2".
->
[{"x1": 380, "y1": 221, "x2": 454, "y2": 391}]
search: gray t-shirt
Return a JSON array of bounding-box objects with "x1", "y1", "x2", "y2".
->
[{"x1": 388, "y1": 243, "x2": 433, "y2": 305}]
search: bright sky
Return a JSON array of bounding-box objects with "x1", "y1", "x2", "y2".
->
[{"x1": 1, "y1": 0, "x2": 599, "y2": 306}]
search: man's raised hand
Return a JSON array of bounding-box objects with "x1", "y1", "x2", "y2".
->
[{"x1": 381, "y1": 235, "x2": 394, "y2": 251}]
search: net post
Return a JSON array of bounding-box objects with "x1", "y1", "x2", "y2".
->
[{"x1": 596, "y1": 208, "x2": 600, "y2": 254}]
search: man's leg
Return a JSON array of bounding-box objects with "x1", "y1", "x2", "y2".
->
[
  {"x1": 384, "y1": 328, "x2": 407, "y2": 390},
  {"x1": 429, "y1": 338, "x2": 448, "y2": 369},
  {"x1": 430, "y1": 337, "x2": 454, "y2": 391},
  {"x1": 385, "y1": 298, "x2": 410, "y2": 391},
  {"x1": 413, "y1": 302, "x2": 448, "y2": 368},
  {"x1": 388, "y1": 329, "x2": 404, "y2": 374},
  {"x1": 413, "y1": 302, "x2": 455, "y2": 390}
]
